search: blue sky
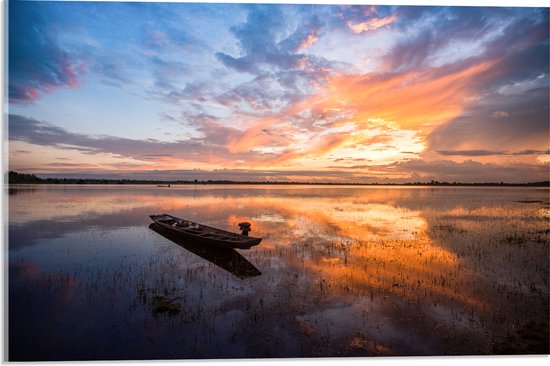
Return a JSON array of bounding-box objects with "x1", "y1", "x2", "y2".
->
[{"x1": 7, "y1": 1, "x2": 550, "y2": 182}]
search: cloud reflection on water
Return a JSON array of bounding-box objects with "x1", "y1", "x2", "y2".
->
[{"x1": 8, "y1": 185, "x2": 549, "y2": 358}]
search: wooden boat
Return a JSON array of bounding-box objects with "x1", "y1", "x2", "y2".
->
[
  {"x1": 149, "y1": 214, "x2": 262, "y2": 249},
  {"x1": 149, "y1": 223, "x2": 261, "y2": 278}
]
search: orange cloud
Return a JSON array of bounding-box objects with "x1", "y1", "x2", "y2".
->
[
  {"x1": 69, "y1": 53, "x2": 492, "y2": 175},
  {"x1": 347, "y1": 14, "x2": 398, "y2": 33},
  {"x1": 312, "y1": 60, "x2": 497, "y2": 131},
  {"x1": 226, "y1": 116, "x2": 294, "y2": 154},
  {"x1": 220, "y1": 60, "x2": 496, "y2": 170},
  {"x1": 298, "y1": 33, "x2": 319, "y2": 51}
]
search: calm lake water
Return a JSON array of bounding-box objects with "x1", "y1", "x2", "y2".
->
[{"x1": 7, "y1": 184, "x2": 550, "y2": 360}]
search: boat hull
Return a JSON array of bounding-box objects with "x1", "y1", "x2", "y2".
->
[
  {"x1": 149, "y1": 223, "x2": 261, "y2": 278},
  {"x1": 149, "y1": 214, "x2": 262, "y2": 249}
]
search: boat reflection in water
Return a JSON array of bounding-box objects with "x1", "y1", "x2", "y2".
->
[{"x1": 149, "y1": 223, "x2": 261, "y2": 279}]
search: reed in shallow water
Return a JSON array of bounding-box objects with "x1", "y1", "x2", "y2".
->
[{"x1": 8, "y1": 185, "x2": 549, "y2": 360}]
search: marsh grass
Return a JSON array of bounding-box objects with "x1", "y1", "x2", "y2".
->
[
  {"x1": 151, "y1": 296, "x2": 183, "y2": 316},
  {"x1": 7, "y1": 185, "x2": 549, "y2": 359}
]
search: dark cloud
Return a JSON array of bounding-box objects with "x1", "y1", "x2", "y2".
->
[
  {"x1": 9, "y1": 115, "x2": 74, "y2": 147},
  {"x1": 394, "y1": 159, "x2": 548, "y2": 183},
  {"x1": 514, "y1": 149, "x2": 550, "y2": 156},
  {"x1": 10, "y1": 113, "x2": 548, "y2": 183},
  {"x1": 27, "y1": 160, "x2": 548, "y2": 184},
  {"x1": 8, "y1": 114, "x2": 232, "y2": 163},
  {"x1": 211, "y1": 6, "x2": 339, "y2": 115},
  {"x1": 8, "y1": 2, "x2": 88, "y2": 103},
  {"x1": 278, "y1": 16, "x2": 322, "y2": 53},
  {"x1": 437, "y1": 149, "x2": 549, "y2": 157},
  {"x1": 215, "y1": 5, "x2": 293, "y2": 74},
  {"x1": 36, "y1": 167, "x2": 362, "y2": 183},
  {"x1": 215, "y1": 53, "x2": 256, "y2": 74},
  {"x1": 382, "y1": 7, "x2": 489, "y2": 70},
  {"x1": 214, "y1": 5, "x2": 331, "y2": 76},
  {"x1": 8, "y1": 114, "x2": 294, "y2": 167},
  {"x1": 384, "y1": 29, "x2": 436, "y2": 71},
  {"x1": 428, "y1": 87, "x2": 549, "y2": 154},
  {"x1": 420, "y1": 8, "x2": 549, "y2": 158},
  {"x1": 384, "y1": 6, "x2": 547, "y2": 73},
  {"x1": 139, "y1": 4, "x2": 336, "y2": 114},
  {"x1": 46, "y1": 162, "x2": 98, "y2": 168},
  {"x1": 183, "y1": 114, "x2": 238, "y2": 147},
  {"x1": 437, "y1": 150, "x2": 507, "y2": 156},
  {"x1": 478, "y1": 10, "x2": 549, "y2": 91},
  {"x1": 8, "y1": 4, "x2": 548, "y2": 185}
]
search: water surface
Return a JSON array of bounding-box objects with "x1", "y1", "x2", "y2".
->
[{"x1": 7, "y1": 185, "x2": 549, "y2": 360}]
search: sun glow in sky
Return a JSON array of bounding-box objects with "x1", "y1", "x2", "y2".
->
[{"x1": 7, "y1": 1, "x2": 550, "y2": 183}]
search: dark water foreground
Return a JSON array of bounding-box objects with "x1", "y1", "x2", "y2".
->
[{"x1": 6, "y1": 185, "x2": 549, "y2": 360}]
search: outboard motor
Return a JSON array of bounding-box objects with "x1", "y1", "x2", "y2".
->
[{"x1": 238, "y1": 222, "x2": 252, "y2": 236}]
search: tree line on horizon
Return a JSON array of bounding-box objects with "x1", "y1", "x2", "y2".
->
[{"x1": 6, "y1": 171, "x2": 549, "y2": 187}]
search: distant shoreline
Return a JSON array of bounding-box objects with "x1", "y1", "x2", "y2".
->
[{"x1": 7, "y1": 171, "x2": 550, "y2": 187}]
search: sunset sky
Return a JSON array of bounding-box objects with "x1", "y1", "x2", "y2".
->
[{"x1": 7, "y1": 1, "x2": 550, "y2": 183}]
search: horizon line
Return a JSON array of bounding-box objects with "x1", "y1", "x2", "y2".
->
[{"x1": 7, "y1": 171, "x2": 550, "y2": 187}]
